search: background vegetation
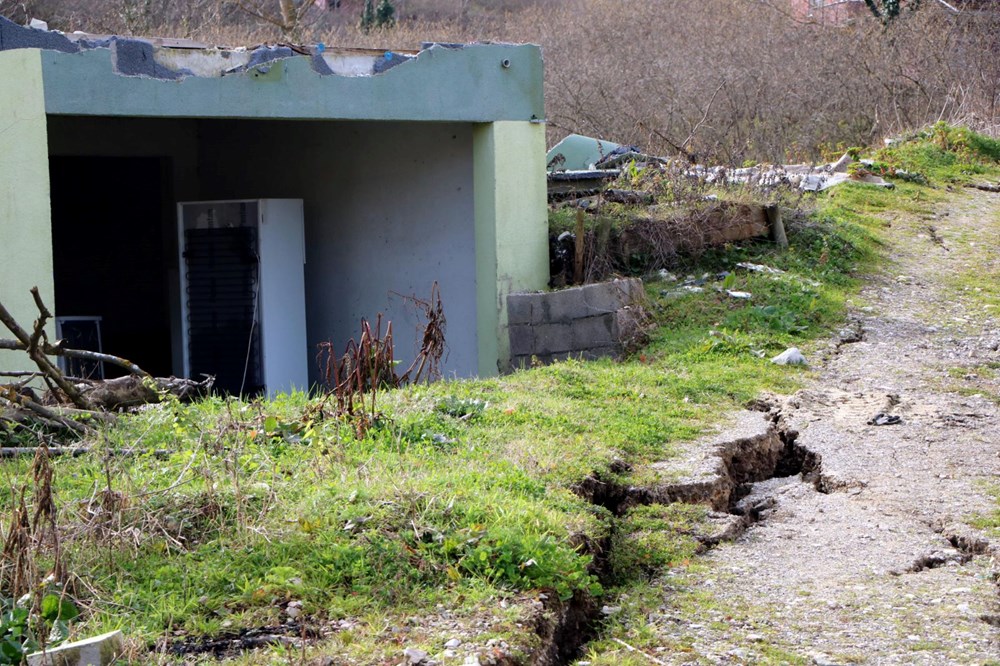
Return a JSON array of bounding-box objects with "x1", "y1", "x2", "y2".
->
[{"x1": 2, "y1": 0, "x2": 999, "y2": 164}]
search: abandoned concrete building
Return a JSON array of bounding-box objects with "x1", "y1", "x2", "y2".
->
[{"x1": 0, "y1": 17, "x2": 549, "y2": 394}]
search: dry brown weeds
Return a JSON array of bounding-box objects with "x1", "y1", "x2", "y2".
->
[{"x1": 2, "y1": 0, "x2": 999, "y2": 162}]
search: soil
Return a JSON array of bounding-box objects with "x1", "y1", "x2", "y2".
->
[{"x1": 608, "y1": 190, "x2": 1000, "y2": 665}]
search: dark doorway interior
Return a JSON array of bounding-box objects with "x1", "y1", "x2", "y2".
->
[{"x1": 49, "y1": 156, "x2": 174, "y2": 377}]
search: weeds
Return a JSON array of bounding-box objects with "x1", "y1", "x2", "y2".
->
[
  {"x1": 0, "y1": 448, "x2": 78, "y2": 661},
  {"x1": 316, "y1": 283, "x2": 446, "y2": 437}
]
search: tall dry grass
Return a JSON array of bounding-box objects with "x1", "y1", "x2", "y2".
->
[{"x1": 3, "y1": 0, "x2": 999, "y2": 163}]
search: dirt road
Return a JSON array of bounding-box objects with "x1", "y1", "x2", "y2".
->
[{"x1": 618, "y1": 190, "x2": 1000, "y2": 665}]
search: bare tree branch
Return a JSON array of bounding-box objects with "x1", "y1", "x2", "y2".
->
[{"x1": 0, "y1": 289, "x2": 92, "y2": 409}]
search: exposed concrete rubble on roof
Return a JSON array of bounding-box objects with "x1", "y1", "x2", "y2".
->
[
  {"x1": 0, "y1": 14, "x2": 422, "y2": 81},
  {"x1": 0, "y1": 14, "x2": 80, "y2": 52},
  {"x1": 111, "y1": 38, "x2": 191, "y2": 80}
]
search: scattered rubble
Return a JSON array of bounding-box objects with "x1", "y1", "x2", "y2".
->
[{"x1": 547, "y1": 132, "x2": 902, "y2": 199}]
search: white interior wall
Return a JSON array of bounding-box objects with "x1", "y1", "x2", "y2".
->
[{"x1": 197, "y1": 120, "x2": 478, "y2": 383}]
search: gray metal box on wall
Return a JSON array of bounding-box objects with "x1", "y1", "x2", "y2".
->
[{"x1": 177, "y1": 199, "x2": 308, "y2": 396}]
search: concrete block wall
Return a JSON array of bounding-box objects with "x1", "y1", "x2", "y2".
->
[{"x1": 507, "y1": 278, "x2": 643, "y2": 369}]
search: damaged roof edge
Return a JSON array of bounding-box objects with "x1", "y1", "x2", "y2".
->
[
  {"x1": 0, "y1": 14, "x2": 543, "y2": 123},
  {"x1": 31, "y1": 40, "x2": 543, "y2": 122},
  {"x1": 1, "y1": 15, "x2": 431, "y2": 79},
  {"x1": 0, "y1": 16, "x2": 540, "y2": 92}
]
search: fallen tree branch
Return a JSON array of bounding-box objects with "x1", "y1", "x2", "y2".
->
[
  {"x1": 76, "y1": 375, "x2": 213, "y2": 411},
  {"x1": 0, "y1": 339, "x2": 150, "y2": 378},
  {"x1": 0, "y1": 447, "x2": 174, "y2": 458},
  {"x1": 0, "y1": 289, "x2": 92, "y2": 409},
  {"x1": 0, "y1": 447, "x2": 90, "y2": 458},
  {"x1": 0, "y1": 393, "x2": 93, "y2": 435}
]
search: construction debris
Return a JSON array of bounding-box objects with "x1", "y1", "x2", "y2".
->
[
  {"x1": 1, "y1": 288, "x2": 212, "y2": 439},
  {"x1": 546, "y1": 135, "x2": 901, "y2": 199}
]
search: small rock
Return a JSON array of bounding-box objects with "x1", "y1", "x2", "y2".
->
[
  {"x1": 746, "y1": 633, "x2": 764, "y2": 642},
  {"x1": 600, "y1": 605, "x2": 622, "y2": 616},
  {"x1": 657, "y1": 269, "x2": 678, "y2": 282},
  {"x1": 771, "y1": 347, "x2": 807, "y2": 365},
  {"x1": 403, "y1": 647, "x2": 429, "y2": 665},
  {"x1": 444, "y1": 638, "x2": 461, "y2": 649},
  {"x1": 726, "y1": 290, "x2": 753, "y2": 300},
  {"x1": 463, "y1": 656, "x2": 481, "y2": 666},
  {"x1": 811, "y1": 652, "x2": 842, "y2": 666}
]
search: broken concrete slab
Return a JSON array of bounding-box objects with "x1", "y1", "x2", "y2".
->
[
  {"x1": 26, "y1": 630, "x2": 124, "y2": 666},
  {"x1": 635, "y1": 411, "x2": 782, "y2": 511}
]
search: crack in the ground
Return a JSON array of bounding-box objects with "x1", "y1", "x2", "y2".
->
[
  {"x1": 556, "y1": 413, "x2": 830, "y2": 665},
  {"x1": 895, "y1": 521, "x2": 997, "y2": 575},
  {"x1": 904, "y1": 549, "x2": 973, "y2": 573},
  {"x1": 552, "y1": 383, "x2": 1000, "y2": 663}
]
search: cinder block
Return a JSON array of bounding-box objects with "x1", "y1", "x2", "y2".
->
[
  {"x1": 508, "y1": 324, "x2": 535, "y2": 356},
  {"x1": 572, "y1": 314, "x2": 617, "y2": 349},
  {"x1": 506, "y1": 293, "x2": 535, "y2": 325},
  {"x1": 27, "y1": 630, "x2": 124, "y2": 666},
  {"x1": 579, "y1": 280, "x2": 634, "y2": 316},
  {"x1": 532, "y1": 322, "x2": 574, "y2": 355},
  {"x1": 617, "y1": 278, "x2": 644, "y2": 301},
  {"x1": 545, "y1": 287, "x2": 589, "y2": 322}
]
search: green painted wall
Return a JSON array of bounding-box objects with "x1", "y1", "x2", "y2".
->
[
  {"x1": 474, "y1": 121, "x2": 550, "y2": 375},
  {"x1": 40, "y1": 44, "x2": 544, "y2": 122},
  {"x1": 0, "y1": 49, "x2": 53, "y2": 374}
]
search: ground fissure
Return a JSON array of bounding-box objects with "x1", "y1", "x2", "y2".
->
[{"x1": 571, "y1": 189, "x2": 1000, "y2": 665}]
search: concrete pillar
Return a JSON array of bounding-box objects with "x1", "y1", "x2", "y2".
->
[
  {"x1": 472, "y1": 120, "x2": 549, "y2": 376},
  {"x1": 0, "y1": 50, "x2": 53, "y2": 374}
]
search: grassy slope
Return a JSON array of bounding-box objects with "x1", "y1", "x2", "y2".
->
[{"x1": 3, "y1": 125, "x2": 998, "y2": 665}]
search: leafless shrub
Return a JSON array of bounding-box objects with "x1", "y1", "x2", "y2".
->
[
  {"x1": 3, "y1": 0, "x2": 998, "y2": 160},
  {"x1": 315, "y1": 284, "x2": 446, "y2": 436},
  {"x1": 1, "y1": 488, "x2": 35, "y2": 601},
  {"x1": 394, "y1": 280, "x2": 447, "y2": 384},
  {"x1": 615, "y1": 296, "x2": 655, "y2": 355}
]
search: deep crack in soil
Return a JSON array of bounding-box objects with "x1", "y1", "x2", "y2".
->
[{"x1": 573, "y1": 190, "x2": 1000, "y2": 665}]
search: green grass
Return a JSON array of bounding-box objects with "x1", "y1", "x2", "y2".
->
[
  {"x1": 5, "y1": 124, "x2": 998, "y2": 664},
  {"x1": 969, "y1": 485, "x2": 1000, "y2": 537},
  {"x1": 877, "y1": 122, "x2": 1000, "y2": 184}
]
